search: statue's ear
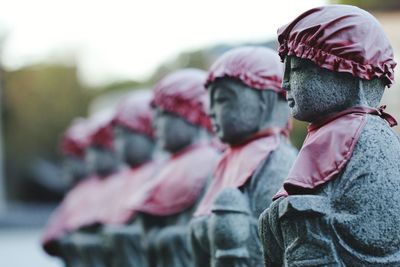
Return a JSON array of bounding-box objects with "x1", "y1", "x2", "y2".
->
[
  {"x1": 358, "y1": 79, "x2": 366, "y2": 101},
  {"x1": 357, "y1": 78, "x2": 386, "y2": 108}
]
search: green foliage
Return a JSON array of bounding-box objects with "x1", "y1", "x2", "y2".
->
[
  {"x1": 149, "y1": 49, "x2": 210, "y2": 83},
  {"x1": 2, "y1": 63, "x2": 148, "y2": 200},
  {"x1": 102, "y1": 80, "x2": 148, "y2": 92},
  {"x1": 3, "y1": 64, "x2": 93, "y2": 199},
  {"x1": 289, "y1": 119, "x2": 308, "y2": 149}
]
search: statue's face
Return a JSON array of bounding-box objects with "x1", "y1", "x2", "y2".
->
[
  {"x1": 85, "y1": 146, "x2": 118, "y2": 177},
  {"x1": 283, "y1": 56, "x2": 359, "y2": 122},
  {"x1": 209, "y1": 79, "x2": 264, "y2": 145},
  {"x1": 282, "y1": 56, "x2": 358, "y2": 122},
  {"x1": 62, "y1": 155, "x2": 87, "y2": 185},
  {"x1": 113, "y1": 125, "x2": 154, "y2": 167},
  {"x1": 154, "y1": 108, "x2": 199, "y2": 153}
]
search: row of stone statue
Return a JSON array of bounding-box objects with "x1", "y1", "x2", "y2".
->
[{"x1": 42, "y1": 5, "x2": 400, "y2": 267}]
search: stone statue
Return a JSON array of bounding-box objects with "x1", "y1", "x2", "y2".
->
[
  {"x1": 71, "y1": 109, "x2": 120, "y2": 267},
  {"x1": 42, "y1": 110, "x2": 121, "y2": 267},
  {"x1": 100, "y1": 90, "x2": 162, "y2": 267},
  {"x1": 259, "y1": 5, "x2": 400, "y2": 267},
  {"x1": 42, "y1": 118, "x2": 90, "y2": 267},
  {"x1": 190, "y1": 46, "x2": 297, "y2": 267},
  {"x1": 135, "y1": 69, "x2": 220, "y2": 267}
]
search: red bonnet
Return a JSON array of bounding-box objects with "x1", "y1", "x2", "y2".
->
[
  {"x1": 205, "y1": 46, "x2": 284, "y2": 95},
  {"x1": 60, "y1": 118, "x2": 90, "y2": 158},
  {"x1": 277, "y1": 5, "x2": 396, "y2": 86},
  {"x1": 87, "y1": 109, "x2": 115, "y2": 150},
  {"x1": 113, "y1": 90, "x2": 154, "y2": 138},
  {"x1": 151, "y1": 68, "x2": 212, "y2": 131}
]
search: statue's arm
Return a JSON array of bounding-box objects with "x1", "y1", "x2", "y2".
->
[{"x1": 258, "y1": 198, "x2": 284, "y2": 267}]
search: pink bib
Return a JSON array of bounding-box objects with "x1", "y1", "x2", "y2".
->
[
  {"x1": 101, "y1": 160, "x2": 163, "y2": 225},
  {"x1": 194, "y1": 129, "x2": 281, "y2": 216},
  {"x1": 274, "y1": 106, "x2": 397, "y2": 200},
  {"x1": 135, "y1": 142, "x2": 219, "y2": 216},
  {"x1": 42, "y1": 175, "x2": 108, "y2": 254}
]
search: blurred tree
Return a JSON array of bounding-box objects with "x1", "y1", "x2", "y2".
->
[
  {"x1": 3, "y1": 63, "x2": 148, "y2": 202},
  {"x1": 0, "y1": 30, "x2": 7, "y2": 210},
  {"x1": 289, "y1": 120, "x2": 308, "y2": 149},
  {"x1": 3, "y1": 64, "x2": 93, "y2": 201},
  {"x1": 150, "y1": 49, "x2": 210, "y2": 83},
  {"x1": 102, "y1": 80, "x2": 147, "y2": 92}
]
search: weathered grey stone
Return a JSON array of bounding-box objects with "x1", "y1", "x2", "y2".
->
[
  {"x1": 113, "y1": 125, "x2": 155, "y2": 167},
  {"x1": 155, "y1": 225, "x2": 192, "y2": 267},
  {"x1": 259, "y1": 56, "x2": 400, "y2": 266},
  {"x1": 209, "y1": 188, "x2": 253, "y2": 267},
  {"x1": 102, "y1": 223, "x2": 148, "y2": 267},
  {"x1": 73, "y1": 229, "x2": 109, "y2": 267},
  {"x1": 282, "y1": 56, "x2": 384, "y2": 123},
  {"x1": 190, "y1": 216, "x2": 211, "y2": 267},
  {"x1": 62, "y1": 155, "x2": 88, "y2": 186},
  {"x1": 85, "y1": 146, "x2": 119, "y2": 178},
  {"x1": 57, "y1": 234, "x2": 86, "y2": 267}
]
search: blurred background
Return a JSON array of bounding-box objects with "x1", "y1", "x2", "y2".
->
[{"x1": 0, "y1": 0, "x2": 399, "y2": 266}]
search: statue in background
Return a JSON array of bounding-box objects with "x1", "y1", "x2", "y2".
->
[
  {"x1": 70, "y1": 109, "x2": 119, "y2": 267},
  {"x1": 42, "y1": 118, "x2": 89, "y2": 267},
  {"x1": 137, "y1": 69, "x2": 220, "y2": 267},
  {"x1": 101, "y1": 90, "x2": 163, "y2": 267},
  {"x1": 190, "y1": 46, "x2": 297, "y2": 267},
  {"x1": 43, "y1": 110, "x2": 120, "y2": 267}
]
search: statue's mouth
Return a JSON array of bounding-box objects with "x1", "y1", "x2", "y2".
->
[{"x1": 287, "y1": 98, "x2": 295, "y2": 108}]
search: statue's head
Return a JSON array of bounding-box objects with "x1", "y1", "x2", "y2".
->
[
  {"x1": 112, "y1": 90, "x2": 155, "y2": 167},
  {"x1": 151, "y1": 69, "x2": 212, "y2": 154},
  {"x1": 206, "y1": 46, "x2": 289, "y2": 145},
  {"x1": 85, "y1": 110, "x2": 119, "y2": 177},
  {"x1": 278, "y1": 5, "x2": 395, "y2": 123},
  {"x1": 60, "y1": 118, "x2": 90, "y2": 185}
]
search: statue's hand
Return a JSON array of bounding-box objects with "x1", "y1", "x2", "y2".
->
[{"x1": 279, "y1": 195, "x2": 331, "y2": 219}]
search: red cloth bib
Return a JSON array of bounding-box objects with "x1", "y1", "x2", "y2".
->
[
  {"x1": 42, "y1": 159, "x2": 164, "y2": 254},
  {"x1": 135, "y1": 142, "x2": 219, "y2": 216},
  {"x1": 42, "y1": 175, "x2": 109, "y2": 254},
  {"x1": 273, "y1": 106, "x2": 397, "y2": 200},
  {"x1": 100, "y1": 160, "x2": 164, "y2": 225},
  {"x1": 194, "y1": 129, "x2": 281, "y2": 216}
]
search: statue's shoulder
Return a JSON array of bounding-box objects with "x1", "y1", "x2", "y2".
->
[
  {"x1": 256, "y1": 138, "x2": 298, "y2": 177},
  {"x1": 355, "y1": 114, "x2": 400, "y2": 156},
  {"x1": 331, "y1": 113, "x2": 400, "y2": 198}
]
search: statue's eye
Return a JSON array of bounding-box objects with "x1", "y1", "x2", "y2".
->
[
  {"x1": 291, "y1": 65, "x2": 301, "y2": 72},
  {"x1": 215, "y1": 96, "x2": 229, "y2": 103}
]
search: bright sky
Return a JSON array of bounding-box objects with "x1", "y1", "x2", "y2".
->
[{"x1": 0, "y1": 0, "x2": 326, "y2": 86}]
